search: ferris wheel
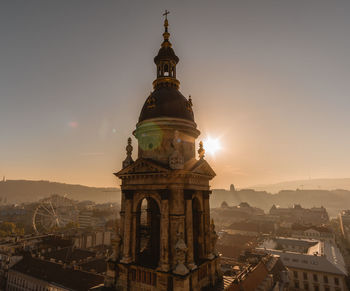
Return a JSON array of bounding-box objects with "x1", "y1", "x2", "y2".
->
[{"x1": 32, "y1": 194, "x2": 79, "y2": 234}]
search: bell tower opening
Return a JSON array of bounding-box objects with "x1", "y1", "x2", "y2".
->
[
  {"x1": 136, "y1": 197, "x2": 161, "y2": 268},
  {"x1": 164, "y1": 64, "x2": 169, "y2": 76}
]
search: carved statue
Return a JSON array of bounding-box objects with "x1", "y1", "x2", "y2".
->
[
  {"x1": 169, "y1": 130, "x2": 184, "y2": 169},
  {"x1": 198, "y1": 141, "x2": 205, "y2": 159},
  {"x1": 173, "y1": 227, "x2": 189, "y2": 275},
  {"x1": 122, "y1": 137, "x2": 134, "y2": 168}
]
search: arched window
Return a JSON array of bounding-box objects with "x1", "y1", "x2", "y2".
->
[
  {"x1": 192, "y1": 197, "x2": 204, "y2": 264},
  {"x1": 136, "y1": 197, "x2": 160, "y2": 268},
  {"x1": 164, "y1": 64, "x2": 169, "y2": 76}
]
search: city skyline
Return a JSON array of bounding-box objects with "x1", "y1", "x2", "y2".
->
[{"x1": 1, "y1": 0, "x2": 350, "y2": 189}]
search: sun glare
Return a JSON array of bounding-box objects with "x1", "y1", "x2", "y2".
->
[{"x1": 203, "y1": 136, "x2": 222, "y2": 156}]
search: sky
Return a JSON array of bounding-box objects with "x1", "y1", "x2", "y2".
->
[{"x1": 1, "y1": 0, "x2": 350, "y2": 189}]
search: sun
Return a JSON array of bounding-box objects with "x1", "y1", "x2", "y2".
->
[{"x1": 203, "y1": 136, "x2": 222, "y2": 156}]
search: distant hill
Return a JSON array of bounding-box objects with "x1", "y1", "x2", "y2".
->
[
  {"x1": 249, "y1": 178, "x2": 350, "y2": 193},
  {"x1": 0, "y1": 180, "x2": 121, "y2": 204},
  {"x1": 211, "y1": 188, "x2": 350, "y2": 217},
  {"x1": 2, "y1": 179, "x2": 349, "y2": 218}
]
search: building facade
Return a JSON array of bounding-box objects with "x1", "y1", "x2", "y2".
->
[
  {"x1": 287, "y1": 267, "x2": 346, "y2": 291},
  {"x1": 270, "y1": 204, "x2": 329, "y2": 225},
  {"x1": 106, "y1": 14, "x2": 221, "y2": 291},
  {"x1": 258, "y1": 238, "x2": 348, "y2": 291},
  {"x1": 73, "y1": 230, "x2": 111, "y2": 249},
  {"x1": 290, "y1": 225, "x2": 335, "y2": 243},
  {"x1": 339, "y1": 210, "x2": 350, "y2": 243}
]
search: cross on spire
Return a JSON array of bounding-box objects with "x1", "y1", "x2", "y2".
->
[{"x1": 163, "y1": 9, "x2": 170, "y2": 20}]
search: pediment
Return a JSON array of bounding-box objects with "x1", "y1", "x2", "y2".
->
[
  {"x1": 114, "y1": 158, "x2": 169, "y2": 177},
  {"x1": 189, "y1": 159, "x2": 216, "y2": 178}
]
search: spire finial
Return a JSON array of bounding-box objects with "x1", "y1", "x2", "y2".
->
[
  {"x1": 126, "y1": 137, "x2": 132, "y2": 154},
  {"x1": 153, "y1": 10, "x2": 180, "y2": 89},
  {"x1": 162, "y1": 10, "x2": 171, "y2": 45},
  {"x1": 198, "y1": 141, "x2": 205, "y2": 160},
  {"x1": 163, "y1": 9, "x2": 170, "y2": 21}
]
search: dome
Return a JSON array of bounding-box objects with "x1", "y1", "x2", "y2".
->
[
  {"x1": 154, "y1": 46, "x2": 179, "y2": 64},
  {"x1": 138, "y1": 87, "x2": 194, "y2": 123}
]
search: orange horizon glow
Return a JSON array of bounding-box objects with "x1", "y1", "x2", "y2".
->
[{"x1": 1, "y1": 1, "x2": 350, "y2": 191}]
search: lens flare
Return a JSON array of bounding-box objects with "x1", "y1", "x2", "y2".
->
[
  {"x1": 203, "y1": 136, "x2": 222, "y2": 156},
  {"x1": 68, "y1": 121, "x2": 78, "y2": 128}
]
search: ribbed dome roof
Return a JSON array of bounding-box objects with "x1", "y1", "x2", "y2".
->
[
  {"x1": 138, "y1": 87, "x2": 194, "y2": 123},
  {"x1": 154, "y1": 45, "x2": 179, "y2": 64}
]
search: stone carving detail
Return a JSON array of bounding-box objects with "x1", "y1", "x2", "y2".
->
[
  {"x1": 198, "y1": 141, "x2": 205, "y2": 160},
  {"x1": 186, "y1": 95, "x2": 193, "y2": 112},
  {"x1": 122, "y1": 137, "x2": 134, "y2": 168},
  {"x1": 173, "y1": 227, "x2": 189, "y2": 275},
  {"x1": 169, "y1": 130, "x2": 184, "y2": 169},
  {"x1": 208, "y1": 219, "x2": 218, "y2": 259}
]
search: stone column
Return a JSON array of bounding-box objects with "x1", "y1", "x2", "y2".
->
[
  {"x1": 203, "y1": 191, "x2": 211, "y2": 258},
  {"x1": 199, "y1": 210, "x2": 205, "y2": 259},
  {"x1": 119, "y1": 192, "x2": 126, "y2": 241},
  {"x1": 185, "y1": 190, "x2": 196, "y2": 269},
  {"x1": 169, "y1": 188, "x2": 185, "y2": 269},
  {"x1": 131, "y1": 212, "x2": 137, "y2": 261},
  {"x1": 159, "y1": 191, "x2": 170, "y2": 271},
  {"x1": 121, "y1": 191, "x2": 133, "y2": 263}
]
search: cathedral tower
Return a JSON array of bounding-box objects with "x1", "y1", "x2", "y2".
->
[{"x1": 107, "y1": 12, "x2": 221, "y2": 291}]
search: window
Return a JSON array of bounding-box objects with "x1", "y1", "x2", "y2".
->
[
  {"x1": 164, "y1": 64, "x2": 169, "y2": 76},
  {"x1": 293, "y1": 271, "x2": 298, "y2": 278},
  {"x1": 323, "y1": 275, "x2": 328, "y2": 284},
  {"x1": 294, "y1": 281, "x2": 299, "y2": 288},
  {"x1": 314, "y1": 285, "x2": 319, "y2": 291},
  {"x1": 313, "y1": 274, "x2": 318, "y2": 282},
  {"x1": 303, "y1": 283, "x2": 309, "y2": 290},
  {"x1": 325, "y1": 287, "x2": 330, "y2": 291},
  {"x1": 303, "y1": 272, "x2": 308, "y2": 280},
  {"x1": 334, "y1": 277, "x2": 339, "y2": 285}
]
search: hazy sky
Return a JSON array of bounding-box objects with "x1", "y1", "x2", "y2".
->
[{"x1": 1, "y1": 0, "x2": 350, "y2": 189}]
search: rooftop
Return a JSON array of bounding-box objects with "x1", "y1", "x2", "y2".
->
[
  {"x1": 257, "y1": 237, "x2": 347, "y2": 276},
  {"x1": 11, "y1": 255, "x2": 104, "y2": 291},
  {"x1": 79, "y1": 258, "x2": 107, "y2": 274},
  {"x1": 42, "y1": 247, "x2": 96, "y2": 264}
]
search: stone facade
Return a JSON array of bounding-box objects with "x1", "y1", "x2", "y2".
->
[{"x1": 106, "y1": 13, "x2": 221, "y2": 291}]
